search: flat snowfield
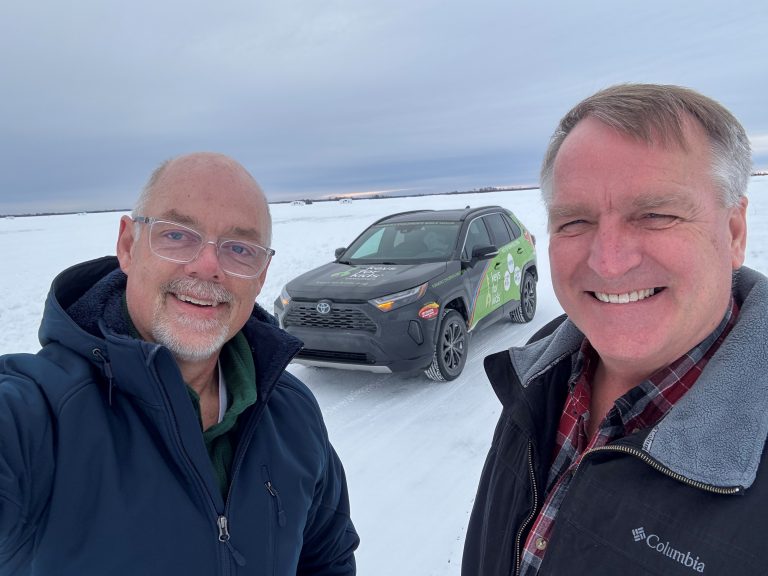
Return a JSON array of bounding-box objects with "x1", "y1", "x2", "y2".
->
[{"x1": 1, "y1": 178, "x2": 767, "y2": 574}]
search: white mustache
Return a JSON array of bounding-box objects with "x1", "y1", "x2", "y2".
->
[{"x1": 162, "y1": 277, "x2": 234, "y2": 304}]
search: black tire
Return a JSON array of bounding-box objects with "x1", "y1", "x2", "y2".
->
[
  {"x1": 424, "y1": 310, "x2": 468, "y2": 381},
  {"x1": 510, "y1": 271, "x2": 536, "y2": 323}
]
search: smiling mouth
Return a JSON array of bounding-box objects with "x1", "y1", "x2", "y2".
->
[
  {"x1": 592, "y1": 287, "x2": 663, "y2": 304},
  {"x1": 174, "y1": 293, "x2": 221, "y2": 307}
]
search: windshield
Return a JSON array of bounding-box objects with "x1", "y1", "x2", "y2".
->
[{"x1": 342, "y1": 221, "x2": 461, "y2": 263}]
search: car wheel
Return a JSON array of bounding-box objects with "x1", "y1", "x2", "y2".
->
[
  {"x1": 510, "y1": 271, "x2": 536, "y2": 323},
  {"x1": 425, "y1": 310, "x2": 468, "y2": 381}
]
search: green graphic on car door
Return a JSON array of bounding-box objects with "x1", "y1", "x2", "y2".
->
[
  {"x1": 469, "y1": 243, "x2": 513, "y2": 329},
  {"x1": 468, "y1": 232, "x2": 534, "y2": 330}
]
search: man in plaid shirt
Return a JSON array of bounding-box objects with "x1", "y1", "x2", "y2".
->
[{"x1": 463, "y1": 84, "x2": 768, "y2": 575}]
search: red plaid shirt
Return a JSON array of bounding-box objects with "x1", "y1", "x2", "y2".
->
[{"x1": 518, "y1": 300, "x2": 738, "y2": 575}]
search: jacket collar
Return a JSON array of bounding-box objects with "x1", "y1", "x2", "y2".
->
[
  {"x1": 643, "y1": 267, "x2": 768, "y2": 489},
  {"x1": 506, "y1": 267, "x2": 768, "y2": 490},
  {"x1": 40, "y1": 256, "x2": 302, "y2": 406}
]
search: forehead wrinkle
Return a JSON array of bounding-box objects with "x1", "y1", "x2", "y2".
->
[
  {"x1": 631, "y1": 191, "x2": 699, "y2": 212},
  {"x1": 156, "y1": 208, "x2": 196, "y2": 226},
  {"x1": 153, "y1": 208, "x2": 265, "y2": 243},
  {"x1": 549, "y1": 190, "x2": 698, "y2": 219},
  {"x1": 548, "y1": 202, "x2": 595, "y2": 220},
  {"x1": 226, "y1": 225, "x2": 266, "y2": 244}
]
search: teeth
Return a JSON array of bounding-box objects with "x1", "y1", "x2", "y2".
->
[
  {"x1": 594, "y1": 288, "x2": 656, "y2": 304},
  {"x1": 177, "y1": 294, "x2": 217, "y2": 306}
]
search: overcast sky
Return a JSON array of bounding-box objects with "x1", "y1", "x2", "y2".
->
[{"x1": 1, "y1": 1, "x2": 766, "y2": 214}]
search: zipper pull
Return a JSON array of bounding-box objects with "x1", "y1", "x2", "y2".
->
[
  {"x1": 217, "y1": 515, "x2": 246, "y2": 566},
  {"x1": 92, "y1": 348, "x2": 115, "y2": 406},
  {"x1": 265, "y1": 481, "x2": 288, "y2": 527}
]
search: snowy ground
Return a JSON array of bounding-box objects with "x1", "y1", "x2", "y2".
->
[{"x1": 1, "y1": 177, "x2": 766, "y2": 574}]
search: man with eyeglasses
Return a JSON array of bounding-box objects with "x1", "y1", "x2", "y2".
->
[{"x1": 0, "y1": 152, "x2": 359, "y2": 575}]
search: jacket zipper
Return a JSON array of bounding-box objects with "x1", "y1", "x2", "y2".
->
[
  {"x1": 509, "y1": 443, "x2": 740, "y2": 576},
  {"x1": 146, "y1": 350, "x2": 246, "y2": 573},
  {"x1": 91, "y1": 348, "x2": 115, "y2": 405},
  {"x1": 264, "y1": 479, "x2": 288, "y2": 527},
  {"x1": 514, "y1": 441, "x2": 539, "y2": 575},
  {"x1": 259, "y1": 466, "x2": 287, "y2": 576},
  {"x1": 578, "y1": 444, "x2": 742, "y2": 495},
  {"x1": 225, "y1": 340, "x2": 301, "y2": 506},
  {"x1": 215, "y1": 398, "x2": 272, "y2": 572},
  {"x1": 217, "y1": 515, "x2": 246, "y2": 565},
  {"x1": 218, "y1": 345, "x2": 301, "y2": 568}
]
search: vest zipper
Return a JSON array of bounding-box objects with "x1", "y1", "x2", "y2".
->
[
  {"x1": 579, "y1": 444, "x2": 742, "y2": 495},
  {"x1": 514, "y1": 441, "x2": 539, "y2": 575}
]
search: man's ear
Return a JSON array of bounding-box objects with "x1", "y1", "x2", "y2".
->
[
  {"x1": 116, "y1": 215, "x2": 136, "y2": 273},
  {"x1": 729, "y1": 196, "x2": 748, "y2": 269}
]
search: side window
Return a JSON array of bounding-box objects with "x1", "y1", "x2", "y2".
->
[
  {"x1": 503, "y1": 214, "x2": 521, "y2": 240},
  {"x1": 462, "y1": 218, "x2": 492, "y2": 259},
  {"x1": 484, "y1": 213, "x2": 512, "y2": 247}
]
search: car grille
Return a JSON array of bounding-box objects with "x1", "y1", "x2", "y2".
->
[
  {"x1": 297, "y1": 349, "x2": 372, "y2": 363},
  {"x1": 284, "y1": 303, "x2": 377, "y2": 332}
]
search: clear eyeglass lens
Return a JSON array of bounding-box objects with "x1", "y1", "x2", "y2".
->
[
  {"x1": 150, "y1": 221, "x2": 202, "y2": 261},
  {"x1": 148, "y1": 220, "x2": 270, "y2": 277},
  {"x1": 218, "y1": 240, "x2": 270, "y2": 276}
]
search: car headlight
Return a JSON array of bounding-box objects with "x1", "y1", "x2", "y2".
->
[
  {"x1": 279, "y1": 286, "x2": 291, "y2": 307},
  {"x1": 369, "y1": 282, "x2": 428, "y2": 312}
]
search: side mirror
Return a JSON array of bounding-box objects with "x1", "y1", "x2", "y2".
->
[
  {"x1": 334, "y1": 247, "x2": 347, "y2": 259},
  {"x1": 471, "y1": 244, "x2": 499, "y2": 262}
]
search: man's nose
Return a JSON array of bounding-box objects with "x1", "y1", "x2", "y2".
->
[
  {"x1": 185, "y1": 241, "x2": 223, "y2": 280},
  {"x1": 586, "y1": 220, "x2": 642, "y2": 279}
]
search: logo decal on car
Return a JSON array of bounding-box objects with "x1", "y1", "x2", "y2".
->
[
  {"x1": 316, "y1": 301, "x2": 332, "y2": 314},
  {"x1": 418, "y1": 303, "x2": 440, "y2": 319}
]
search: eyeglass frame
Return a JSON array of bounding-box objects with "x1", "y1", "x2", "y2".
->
[{"x1": 132, "y1": 216, "x2": 275, "y2": 279}]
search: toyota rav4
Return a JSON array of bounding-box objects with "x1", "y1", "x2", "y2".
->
[{"x1": 274, "y1": 205, "x2": 537, "y2": 380}]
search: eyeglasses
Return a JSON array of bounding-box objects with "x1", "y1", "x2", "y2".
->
[{"x1": 132, "y1": 216, "x2": 275, "y2": 279}]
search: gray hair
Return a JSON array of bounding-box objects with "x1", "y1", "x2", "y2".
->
[
  {"x1": 130, "y1": 159, "x2": 172, "y2": 241},
  {"x1": 130, "y1": 155, "x2": 273, "y2": 246},
  {"x1": 539, "y1": 84, "x2": 752, "y2": 208},
  {"x1": 131, "y1": 159, "x2": 172, "y2": 220}
]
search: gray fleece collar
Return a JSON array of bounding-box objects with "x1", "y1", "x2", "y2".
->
[
  {"x1": 509, "y1": 267, "x2": 768, "y2": 490},
  {"x1": 643, "y1": 267, "x2": 768, "y2": 489}
]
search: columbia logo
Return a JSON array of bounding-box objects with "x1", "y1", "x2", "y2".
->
[{"x1": 632, "y1": 527, "x2": 706, "y2": 572}]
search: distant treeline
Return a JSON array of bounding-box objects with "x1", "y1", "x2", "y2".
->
[
  {"x1": 4, "y1": 174, "x2": 767, "y2": 217},
  {"x1": 1, "y1": 207, "x2": 131, "y2": 219},
  {"x1": 313, "y1": 184, "x2": 540, "y2": 204}
]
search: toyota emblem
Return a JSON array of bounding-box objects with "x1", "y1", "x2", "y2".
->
[{"x1": 316, "y1": 301, "x2": 332, "y2": 314}]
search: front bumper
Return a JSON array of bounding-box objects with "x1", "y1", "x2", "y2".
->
[{"x1": 274, "y1": 297, "x2": 440, "y2": 374}]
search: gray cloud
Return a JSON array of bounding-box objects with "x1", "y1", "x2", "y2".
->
[{"x1": 1, "y1": 0, "x2": 766, "y2": 214}]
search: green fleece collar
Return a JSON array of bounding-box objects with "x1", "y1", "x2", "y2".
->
[
  {"x1": 122, "y1": 294, "x2": 257, "y2": 496},
  {"x1": 121, "y1": 293, "x2": 257, "y2": 434},
  {"x1": 200, "y1": 331, "x2": 257, "y2": 443}
]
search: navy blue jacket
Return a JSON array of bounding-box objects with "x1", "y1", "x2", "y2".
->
[
  {"x1": 0, "y1": 256, "x2": 359, "y2": 575},
  {"x1": 463, "y1": 267, "x2": 768, "y2": 575}
]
